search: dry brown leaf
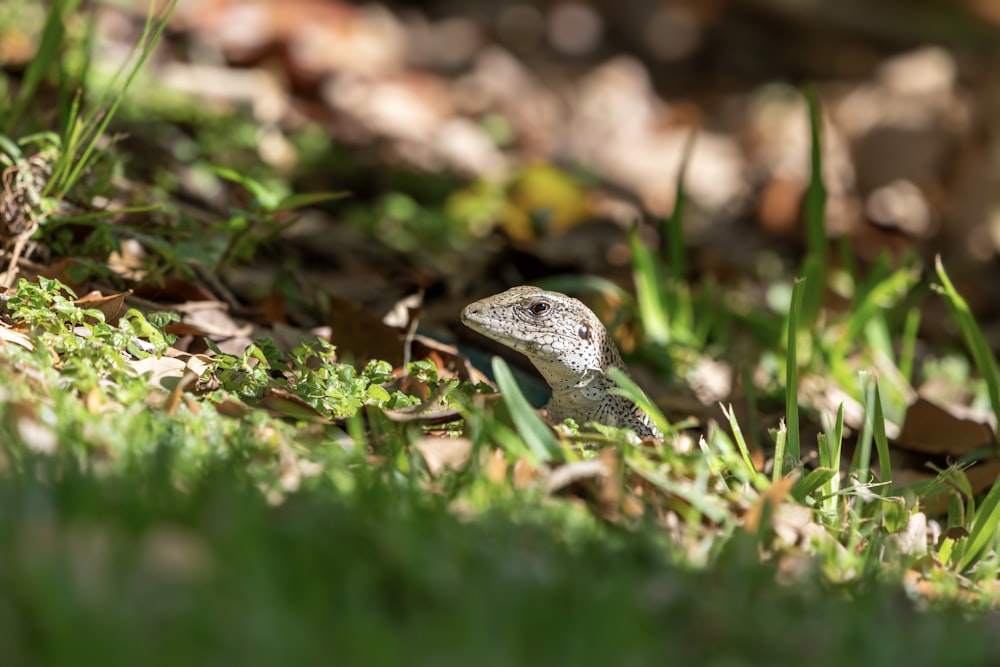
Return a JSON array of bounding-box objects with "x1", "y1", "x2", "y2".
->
[
  {"x1": 133, "y1": 278, "x2": 218, "y2": 304},
  {"x1": 170, "y1": 302, "x2": 251, "y2": 339},
  {"x1": 163, "y1": 349, "x2": 214, "y2": 377},
  {"x1": 595, "y1": 448, "x2": 621, "y2": 508},
  {"x1": 378, "y1": 404, "x2": 465, "y2": 426},
  {"x1": 84, "y1": 386, "x2": 104, "y2": 414},
  {"x1": 0, "y1": 324, "x2": 33, "y2": 350},
  {"x1": 382, "y1": 291, "x2": 422, "y2": 329},
  {"x1": 166, "y1": 368, "x2": 206, "y2": 416},
  {"x1": 591, "y1": 448, "x2": 646, "y2": 519},
  {"x1": 106, "y1": 238, "x2": 146, "y2": 280},
  {"x1": 326, "y1": 293, "x2": 403, "y2": 366},
  {"x1": 482, "y1": 448, "x2": 507, "y2": 483},
  {"x1": 545, "y1": 459, "x2": 610, "y2": 495},
  {"x1": 414, "y1": 436, "x2": 473, "y2": 476},
  {"x1": 124, "y1": 349, "x2": 208, "y2": 388},
  {"x1": 75, "y1": 290, "x2": 131, "y2": 325},
  {"x1": 213, "y1": 398, "x2": 252, "y2": 418},
  {"x1": 207, "y1": 336, "x2": 257, "y2": 356},
  {"x1": 129, "y1": 355, "x2": 189, "y2": 387},
  {"x1": 895, "y1": 396, "x2": 995, "y2": 456},
  {"x1": 258, "y1": 389, "x2": 332, "y2": 423},
  {"x1": 512, "y1": 457, "x2": 538, "y2": 489}
]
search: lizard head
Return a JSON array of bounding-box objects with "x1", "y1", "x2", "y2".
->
[{"x1": 461, "y1": 285, "x2": 617, "y2": 380}]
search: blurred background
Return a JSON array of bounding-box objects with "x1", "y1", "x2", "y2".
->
[{"x1": 5, "y1": 0, "x2": 1000, "y2": 319}]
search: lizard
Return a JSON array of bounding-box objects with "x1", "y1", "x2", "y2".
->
[{"x1": 461, "y1": 285, "x2": 661, "y2": 439}]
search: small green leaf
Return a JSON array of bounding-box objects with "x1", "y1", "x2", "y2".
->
[{"x1": 366, "y1": 384, "x2": 391, "y2": 404}]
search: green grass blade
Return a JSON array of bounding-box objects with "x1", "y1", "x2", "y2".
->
[
  {"x1": 819, "y1": 404, "x2": 844, "y2": 514},
  {"x1": 871, "y1": 382, "x2": 892, "y2": 495},
  {"x1": 934, "y1": 256, "x2": 1000, "y2": 437},
  {"x1": 784, "y1": 276, "x2": 806, "y2": 463},
  {"x1": 720, "y1": 403, "x2": 758, "y2": 480},
  {"x1": 60, "y1": 1, "x2": 178, "y2": 196},
  {"x1": 46, "y1": 100, "x2": 83, "y2": 196},
  {"x1": 629, "y1": 226, "x2": 670, "y2": 346},
  {"x1": 899, "y1": 306, "x2": 921, "y2": 386},
  {"x1": 792, "y1": 468, "x2": 837, "y2": 503},
  {"x1": 853, "y1": 372, "x2": 876, "y2": 475},
  {"x1": 800, "y1": 85, "x2": 827, "y2": 324},
  {"x1": 959, "y1": 479, "x2": 1000, "y2": 571},
  {"x1": 832, "y1": 262, "x2": 919, "y2": 369},
  {"x1": 772, "y1": 421, "x2": 787, "y2": 482},
  {"x1": 935, "y1": 260, "x2": 1000, "y2": 570},
  {"x1": 491, "y1": 357, "x2": 561, "y2": 462},
  {"x1": 2, "y1": 0, "x2": 80, "y2": 134}
]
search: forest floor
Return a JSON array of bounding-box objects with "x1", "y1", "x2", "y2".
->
[{"x1": 2, "y1": 1, "x2": 1000, "y2": 664}]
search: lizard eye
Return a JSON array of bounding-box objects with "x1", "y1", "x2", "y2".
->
[
  {"x1": 528, "y1": 301, "x2": 550, "y2": 316},
  {"x1": 577, "y1": 322, "x2": 590, "y2": 340}
]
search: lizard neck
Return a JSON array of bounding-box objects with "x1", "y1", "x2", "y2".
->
[{"x1": 529, "y1": 349, "x2": 658, "y2": 438}]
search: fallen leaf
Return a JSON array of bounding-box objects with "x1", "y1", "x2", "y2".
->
[
  {"x1": 75, "y1": 290, "x2": 131, "y2": 325},
  {"x1": 545, "y1": 459, "x2": 610, "y2": 494},
  {"x1": 169, "y1": 301, "x2": 252, "y2": 339},
  {"x1": 0, "y1": 324, "x2": 33, "y2": 350},
  {"x1": 258, "y1": 389, "x2": 333, "y2": 423},
  {"x1": 895, "y1": 396, "x2": 995, "y2": 457},
  {"x1": 129, "y1": 355, "x2": 189, "y2": 387},
  {"x1": 414, "y1": 436, "x2": 472, "y2": 476},
  {"x1": 133, "y1": 278, "x2": 218, "y2": 304},
  {"x1": 483, "y1": 448, "x2": 507, "y2": 483},
  {"x1": 326, "y1": 293, "x2": 403, "y2": 366},
  {"x1": 378, "y1": 404, "x2": 465, "y2": 426},
  {"x1": 512, "y1": 457, "x2": 538, "y2": 489}
]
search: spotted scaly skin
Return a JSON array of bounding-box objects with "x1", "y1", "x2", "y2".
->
[{"x1": 461, "y1": 286, "x2": 661, "y2": 439}]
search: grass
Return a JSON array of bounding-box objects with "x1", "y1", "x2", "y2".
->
[
  {"x1": 0, "y1": 461, "x2": 994, "y2": 667},
  {"x1": 1, "y1": 2, "x2": 1000, "y2": 664}
]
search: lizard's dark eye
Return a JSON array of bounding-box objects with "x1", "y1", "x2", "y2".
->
[
  {"x1": 577, "y1": 322, "x2": 590, "y2": 340},
  {"x1": 529, "y1": 301, "x2": 550, "y2": 316}
]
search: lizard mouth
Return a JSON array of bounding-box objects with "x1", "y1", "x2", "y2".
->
[
  {"x1": 460, "y1": 305, "x2": 486, "y2": 331},
  {"x1": 461, "y1": 306, "x2": 555, "y2": 357}
]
